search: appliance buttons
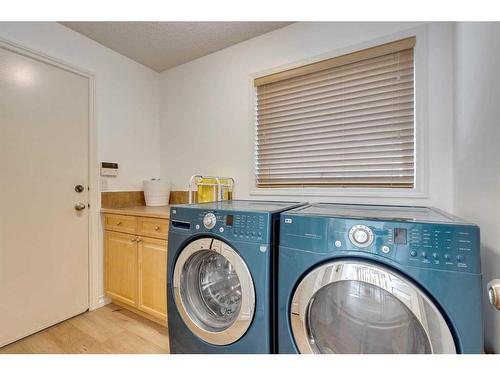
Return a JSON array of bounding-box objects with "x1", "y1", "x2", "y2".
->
[
  {"x1": 354, "y1": 230, "x2": 368, "y2": 243},
  {"x1": 410, "y1": 250, "x2": 418, "y2": 257},
  {"x1": 334, "y1": 240, "x2": 342, "y2": 248},
  {"x1": 432, "y1": 253, "x2": 439, "y2": 259},
  {"x1": 381, "y1": 245, "x2": 390, "y2": 254},
  {"x1": 456, "y1": 255, "x2": 465, "y2": 262},
  {"x1": 219, "y1": 227, "x2": 224, "y2": 233},
  {"x1": 421, "y1": 252, "x2": 428, "y2": 258},
  {"x1": 203, "y1": 213, "x2": 216, "y2": 229},
  {"x1": 348, "y1": 225, "x2": 374, "y2": 248}
]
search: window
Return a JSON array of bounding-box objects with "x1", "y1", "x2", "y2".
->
[{"x1": 254, "y1": 37, "x2": 416, "y2": 189}]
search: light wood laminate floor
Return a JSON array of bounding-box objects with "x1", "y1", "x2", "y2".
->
[{"x1": 0, "y1": 304, "x2": 169, "y2": 354}]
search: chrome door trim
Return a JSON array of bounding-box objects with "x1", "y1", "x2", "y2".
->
[
  {"x1": 290, "y1": 260, "x2": 456, "y2": 354},
  {"x1": 173, "y1": 237, "x2": 255, "y2": 345}
]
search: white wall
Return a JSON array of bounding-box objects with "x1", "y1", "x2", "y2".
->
[
  {"x1": 160, "y1": 22, "x2": 455, "y2": 211},
  {"x1": 0, "y1": 22, "x2": 161, "y2": 192},
  {"x1": 454, "y1": 22, "x2": 500, "y2": 354},
  {"x1": 0, "y1": 22, "x2": 161, "y2": 305}
]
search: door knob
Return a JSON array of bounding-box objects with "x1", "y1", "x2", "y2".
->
[
  {"x1": 74, "y1": 202, "x2": 86, "y2": 211},
  {"x1": 75, "y1": 184, "x2": 85, "y2": 193},
  {"x1": 488, "y1": 279, "x2": 500, "y2": 310}
]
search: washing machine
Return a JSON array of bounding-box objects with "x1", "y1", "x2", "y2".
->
[
  {"x1": 278, "y1": 203, "x2": 483, "y2": 354},
  {"x1": 167, "y1": 200, "x2": 304, "y2": 353}
]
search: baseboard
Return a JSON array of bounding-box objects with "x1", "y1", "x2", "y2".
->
[
  {"x1": 92, "y1": 294, "x2": 111, "y2": 310},
  {"x1": 111, "y1": 299, "x2": 167, "y2": 327}
]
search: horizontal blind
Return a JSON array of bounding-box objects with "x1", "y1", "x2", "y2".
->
[{"x1": 255, "y1": 37, "x2": 415, "y2": 188}]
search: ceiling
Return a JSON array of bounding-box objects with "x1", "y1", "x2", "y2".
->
[{"x1": 60, "y1": 22, "x2": 293, "y2": 72}]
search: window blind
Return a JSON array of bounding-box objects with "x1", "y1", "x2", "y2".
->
[{"x1": 254, "y1": 37, "x2": 416, "y2": 188}]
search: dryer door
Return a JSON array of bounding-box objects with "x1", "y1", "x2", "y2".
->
[
  {"x1": 290, "y1": 260, "x2": 456, "y2": 354},
  {"x1": 173, "y1": 237, "x2": 255, "y2": 345}
]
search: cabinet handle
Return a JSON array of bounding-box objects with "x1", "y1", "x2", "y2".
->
[
  {"x1": 131, "y1": 237, "x2": 137, "y2": 242},
  {"x1": 117, "y1": 221, "x2": 123, "y2": 226},
  {"x1": 154, "y1": 225, "x2": 160, "y2": 231},
  {"x1": 136, "y1": 238, "x2": 143, "y2": 243}
]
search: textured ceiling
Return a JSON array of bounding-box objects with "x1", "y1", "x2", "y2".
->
[{"x1": 60, "y1": 22, "x2": 293, "y2": 72}]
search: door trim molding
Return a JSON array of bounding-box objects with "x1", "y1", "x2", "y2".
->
[{"x1": 0, "y1": 36, "x2": 100, "y2": 311}]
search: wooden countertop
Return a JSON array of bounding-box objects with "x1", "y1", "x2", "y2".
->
[{"x1": 101, "y1": 205, "x2": 171, "y2": 219}]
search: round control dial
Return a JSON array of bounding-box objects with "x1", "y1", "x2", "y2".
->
[
  {"x1": 348, "y1": 225, "x2": 374, "y2": 248},
  {"x1": 203, "y1": 213, "x2": 216, "y2": 229}
]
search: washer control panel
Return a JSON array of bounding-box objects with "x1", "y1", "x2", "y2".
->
[
  {"x1": 185, "y1": 210, "x2": 269, "y2": 243},
  {"x1": 231, "y1": 213, "x2": 266, "y2": 240},
  {"x1": 348, "y1": 224, "x2": 374, "y2": 248}
]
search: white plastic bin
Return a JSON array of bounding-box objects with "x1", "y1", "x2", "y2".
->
[{"x1": 143, "y1": 179, "x2": 170, "y2": 206}]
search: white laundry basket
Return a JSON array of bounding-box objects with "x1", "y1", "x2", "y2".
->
[{"x1": 143, "y1": 179, "x2": 171, "y2": 206}]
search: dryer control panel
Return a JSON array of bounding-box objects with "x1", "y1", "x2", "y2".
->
[{"x1": 280, "y1": 215, "x2": 480, "y2": 274}]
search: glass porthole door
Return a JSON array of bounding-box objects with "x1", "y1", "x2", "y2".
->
[
  {"x1": 290, "y1": 261, "x2": 456, "y2": 354},
  {"x1": 173, "y1": 238, "x2": 255, "y2": 345}
]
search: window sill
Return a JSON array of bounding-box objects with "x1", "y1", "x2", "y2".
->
[{"x1": 249, "y1": 187, "x2": 428, "y2": 199}]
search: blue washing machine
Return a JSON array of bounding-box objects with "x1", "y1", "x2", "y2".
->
[
  {"x1": 167, "y1": 200, "x2": 304, "y2": 354},
  {"x1": 278, "y1": 203, "x2": 483, "y2": 354}
]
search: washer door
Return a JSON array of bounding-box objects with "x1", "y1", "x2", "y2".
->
[
  {"x1": 290, "y1": 260, "x2": 456, "y2": 354},
  {"x1": 173, "y1": 237, "x2": 255, "y2": 345}
]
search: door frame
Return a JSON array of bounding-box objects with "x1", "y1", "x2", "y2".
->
[{"x1": 0, "y1": 37, "x2": 101, "y2": 311}]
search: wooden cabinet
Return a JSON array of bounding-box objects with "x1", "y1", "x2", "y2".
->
[
  {"x1": 138, "y1": 217, "x2": 169, "y2": 240},
  {"x1": 104, "y1": 213, "x2": 137, "y2": 234},
  {"x1": 103, "y1": 212, "x2": 168, "y2": 326},
  {"x1": 138, "y1": 237, "x2": 167, "y2": 321},
  {"x1": 104, "y1": 231, "x2": 138, "y2": 306}
]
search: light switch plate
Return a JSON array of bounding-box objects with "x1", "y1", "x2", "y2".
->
[{"x1": 100, "y1": 178, "x2": 109, "y2": 191}]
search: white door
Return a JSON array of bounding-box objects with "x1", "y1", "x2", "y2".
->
[
  {"x1": 290, "y1": 260, "x2": 456, "y2": 354},
  {"x1": 0, "y1": 44, "x2": 90, "y2": 347}
]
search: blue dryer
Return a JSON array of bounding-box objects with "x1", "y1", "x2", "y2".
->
[
  {"x1": 167, "y1": 200, "x2": 304, "y2": 354},
  {"x1": 278, "y1": 203, "x2": 483, "y2": 354}
]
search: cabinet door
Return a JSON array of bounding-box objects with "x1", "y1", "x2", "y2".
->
[
  {"x1": 138, "y1": 237, "x2": 167, "y2": 322},
  {"x1": 104, "y1": 231, "x2": 138, "y2": 307}
]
